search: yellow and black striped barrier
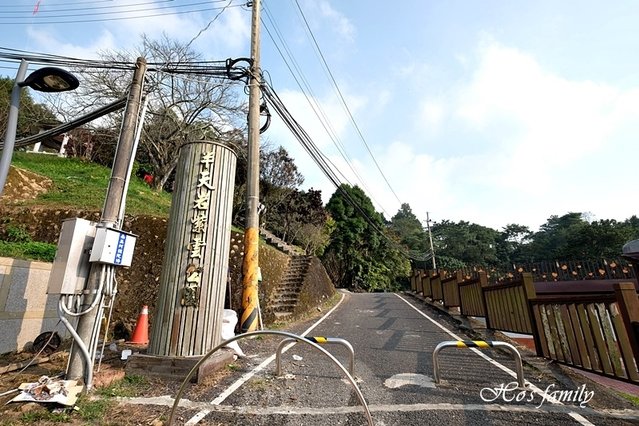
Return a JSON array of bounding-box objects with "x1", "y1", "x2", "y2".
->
[
  {"x1": 454, "y1": 340, "x2": 493, "y2": 348},
  {"x1": 276, "y1": 336, "x2": 355, "y2": 375},
  {"x1": 432, "y1": 340, "x2": 526, "y2": 388}
]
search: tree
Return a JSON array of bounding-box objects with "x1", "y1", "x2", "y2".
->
[
  {"x1": 55, "y1": 34, "x2": 245, "y2": 191},
  {"x1": 431, "y1": 220, "x2": 500, "y2": 267},
  {"x1": 389, "y1": 203, "x2": 427, "y2": 256},
  {"x1": 0, "y1": 77, "x2": 58, "y2": 140},
  {"x1": 260, "y1": 146, "x2": 304, "y2": 235},
  {"x1": 322, "y1": 184, "x2": 409, "y2": 291}
]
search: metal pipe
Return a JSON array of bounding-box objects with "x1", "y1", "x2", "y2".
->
[
  {"x1": 57, "y1": 298, "x2": 93, "y2": 389},
  {"x1": 168, "y1": 330, "x2": 372, "y2": 426},
  {"x1": 433, "y1": 340, "x2": 526, "y2": 388},
  {"x1": 276, "y1": 337, "x2": 355, "y2": 376},
  {"x1": 0, "y1": 60, "x2": 29, "y2": 197}
]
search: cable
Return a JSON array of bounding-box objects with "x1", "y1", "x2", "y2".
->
[
  {"x1": 184, "y1": 0, "x2": 236, "y2": 51},
  {"x1": 0, "y1": 2, "x2": 244, "y2": 25},
  {"x1": 1, "y1": 0, "x2": 220, "y2": 19},
  {"x1": 292, "y1": 0, "x2": 403, "y2": 207},
  {"x1": 262, "y1": 5, "x2": 379, "y2": 200},
  {"x1": 262, "y1": 81, "x2": 420, "y2": 260},
  {"x1": 0, "y1": 0, "x2": 175, "y2": 15},
  {"x1": 261, "y1": 5, "x2": 390, "y2": 216}
]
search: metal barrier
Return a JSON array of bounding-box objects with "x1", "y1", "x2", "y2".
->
[
  {"x1": 168, "y1": 330, "x2": 371, "y2": 426},
  {"x1": 276, "y1": 336, "x2": 355, "y2": 376},
  {"x1": 433, "y1": 340, "x2": 526, "y2": 388}
]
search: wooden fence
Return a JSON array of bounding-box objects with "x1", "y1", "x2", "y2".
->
[{"x1": 411, "y1": 267, "x2": 639, "y2": 383}]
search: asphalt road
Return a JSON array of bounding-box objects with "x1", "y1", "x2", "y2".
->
[{"x1": 169, "y1": 291, "x2": 639, "y2": 425}]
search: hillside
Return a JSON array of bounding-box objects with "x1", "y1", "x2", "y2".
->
[
  {"x1": 0, "y1": 152, "x2": 335, "y2": 337},
  {"x1": 1, "y1": 152, "x2": 172, "y2": 216}
]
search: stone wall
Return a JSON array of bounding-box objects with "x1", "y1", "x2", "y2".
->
[
  {"x1": 0, "y1": 207, "x2": 335, "y2": 353},
  {"x1": 0, "y1": 257, "x2": 70, "y2": 354}
]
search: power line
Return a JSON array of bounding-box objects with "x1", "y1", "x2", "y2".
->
[
  {"x1": 0, "y1": 0, "x2": 115, "y2": 8},
  {"x1": 262, "y1": 8, "x2": 358, "y2": 188},
  {"x1": 292, "y1": 0, "x2": 403, "y2": 207},
  {"x1": 262, "y1": 81, "x2": 421, "y2": 260},
  {"x1": 184, "y1": 0, "x2": 236, "y2": 50},
  {"x1": 262, "y1": 1, "x2": 392, "y2": 218},
  {"x1": 0, "y1": 0, "x2": 175, "y2": 14},
  {"x1": 0, "y1": 2, "x2": 244, "y2": 25}
]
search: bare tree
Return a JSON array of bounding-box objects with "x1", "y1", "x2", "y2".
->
[{"x1": 49, "y1": 33, "x2": 246, "y2": 190}]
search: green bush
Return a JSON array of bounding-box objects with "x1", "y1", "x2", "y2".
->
[
  {"x1": 5, "y1": 224, "x2": 32, "y2": 243},
  {"x1": 0, "y1": 241, "x2": 57, "y2": 262}
]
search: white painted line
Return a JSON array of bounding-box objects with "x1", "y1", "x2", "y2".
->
[
  {"x1": 395, "y1": 293, "x2": 595, "y2": 426},
  {"x1": 185, "y1": 291, "x2": 347, "y2": 425},
  {"x1": 120, "y1": 396, "x2": 639, "y2": 421}
]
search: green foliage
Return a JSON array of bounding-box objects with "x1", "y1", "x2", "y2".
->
[
  {"x1": 0, "y1": 223, "x2": 56, "y2": 262},
  {"x1": 390, "y1": 203, "x2": 427, "y2": 254},
  {"x1": 322, "y1": 184, "x2": 409, "y2": 291},
  {"x1": 10, "y1": 152, "x2": 172, "y2": 216},
  {"x1": 0, "y1": 77, "x2": 58, "y2": 139},
  {"x1": 5, "y1": 224, "x2": 31, "y2": 243},
  {"x1": 517, "y1": 213, "x2": 639, "y2": 262},
  {"x1": 432, "y1": 220, "x2": 500, "y2": 267}
]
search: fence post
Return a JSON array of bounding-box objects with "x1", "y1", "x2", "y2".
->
[
  {"x1": 522, "y1": 272, "x2": 543, "y2": 356},
  {"x1": 614, "y1": 282, "x2": 639, "y2": 363},
  {"x1": 479, "y1": 271, "x2": 491, "y2": 329}
]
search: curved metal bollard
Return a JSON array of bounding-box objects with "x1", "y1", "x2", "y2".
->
[
  {"x1": 276, "y1": 336, "x2": 355, "y2": 376},
  {"x1": 167, "y1": 330, "x2": 372, "y2": 426},
  {"x1": 433, "y1": 340, "x2": 526, "y2": 388}
]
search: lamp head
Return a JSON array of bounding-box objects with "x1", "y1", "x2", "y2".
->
[{"x1": 19, "y1": 67, "x2": 79, "y2": 92}]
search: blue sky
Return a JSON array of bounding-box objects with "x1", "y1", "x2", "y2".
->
[{"x1": 2, "y1": 0, "x2": 638, "y2": 232}]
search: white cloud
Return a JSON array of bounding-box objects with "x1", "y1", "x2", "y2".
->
[
  {"x1": 407, "y1": 39, "x2": 639, "y2": 229},
  {"x1": 317, "y1": 0, "x2": 355, "y2": 41}
]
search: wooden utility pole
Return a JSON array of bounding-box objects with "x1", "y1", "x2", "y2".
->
[
  {"x1": 240, "y1": 0, "x2": 262, "y2": 333},
  {"x1": 67, "y1": 58, "x2": 147, "y2": 384},
  {"x1": 426, "y1": 212, "x2": 436, "y2": 270}
]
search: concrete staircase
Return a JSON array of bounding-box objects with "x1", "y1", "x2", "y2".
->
[
  {"x1": 270, "y1": 255, "x2": 313, "y2": 319},
  {"x1": 259, "y1": 228, "x2": 303, "y2": 256}
]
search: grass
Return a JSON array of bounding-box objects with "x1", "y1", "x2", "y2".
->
[
  {"x1": 0, "y1": 241, "x2": 57, "y2": 262},
  {"x1": 96, "y1": 375, "x2": 148, "y2": 399},
  {"x1": 619, "y1": 392, "x2": 639, "y2": 406},
  {"x1": 10, "y1": 152, "x2": 172, "y2": 217}
]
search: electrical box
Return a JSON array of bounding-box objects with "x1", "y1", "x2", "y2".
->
[
  {"x1": 47, "y1": 218, "x2": 97, "y2": 295},
  {"x1": 89, "y1": 227, "x2": 137, "y2": 267}
]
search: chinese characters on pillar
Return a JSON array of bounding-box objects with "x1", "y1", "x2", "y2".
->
[{"x1": 181, "y1": 151, "x2": 216, "y2": 307}]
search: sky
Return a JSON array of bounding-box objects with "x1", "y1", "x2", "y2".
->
[{"x1": 1, "y1": 0, "x2": 638, "y2": 232}]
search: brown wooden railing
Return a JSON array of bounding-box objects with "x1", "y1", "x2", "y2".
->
[
  {"x1": 410, "y1": 267, "x2": 639, "y2": 383},
  {"x1": 458, "y1": 271, "x2": 487, "y2": 317}
]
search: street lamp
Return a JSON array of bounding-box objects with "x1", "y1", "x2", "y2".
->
[{"x1": 0, "y1": 60, "x2": 79, "y2": 196}]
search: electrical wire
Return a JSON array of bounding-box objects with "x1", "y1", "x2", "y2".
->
[
  {"x1": 261, "y1": 4, "x2": 390, "y2": 216},
  {"x1": 291, "y1": 0, "x2": 403, "y2": 208},
  {"x1": 0, "y1": 2, "x2": 244, "y2": 25},
  {"x1": 0, "y1": 0, "x2": 175, "y2": 15},
  {"x1": 262, "y1": 81, "x2": 424, "y2": 260},
  {"x1": 184, "y1": 0, "x2": 236, "y2": 51}
]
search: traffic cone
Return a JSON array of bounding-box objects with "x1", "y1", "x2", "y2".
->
[{"x1": 129, "y1": 305, "x2": 149, "y2": 344}]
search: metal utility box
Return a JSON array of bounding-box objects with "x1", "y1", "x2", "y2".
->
[
  {"x1": 47, "y1": 218, "x2": 97, "y2": 295},
  {"x1": 89, "y1": 227, "x2": 137, "y2": 267}
]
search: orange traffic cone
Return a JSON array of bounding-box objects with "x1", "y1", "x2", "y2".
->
[{"x1": 129, "y1": 305, "x2": 149, "y2": 344}]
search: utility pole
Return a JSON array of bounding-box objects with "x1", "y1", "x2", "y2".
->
[
  {"x1": 240, "y1": 0, "x2": 262, "y2": 333},
  {"x1": 426, "y1": 212, "x2": 436, "y2": 270},
  {"x1": 67, "y1": 58, "x2": 147, "y2": 384}
]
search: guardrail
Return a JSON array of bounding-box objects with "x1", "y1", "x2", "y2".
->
[
  {"x1": 168, "y1": 330, "x2": 371, "y2": 426},
  {"x1": 433, "y1": 340, "x2": 526, "y2": 388},
  {"x1": 276, "y1": 336, "x2": 355, "y2": 376}
]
